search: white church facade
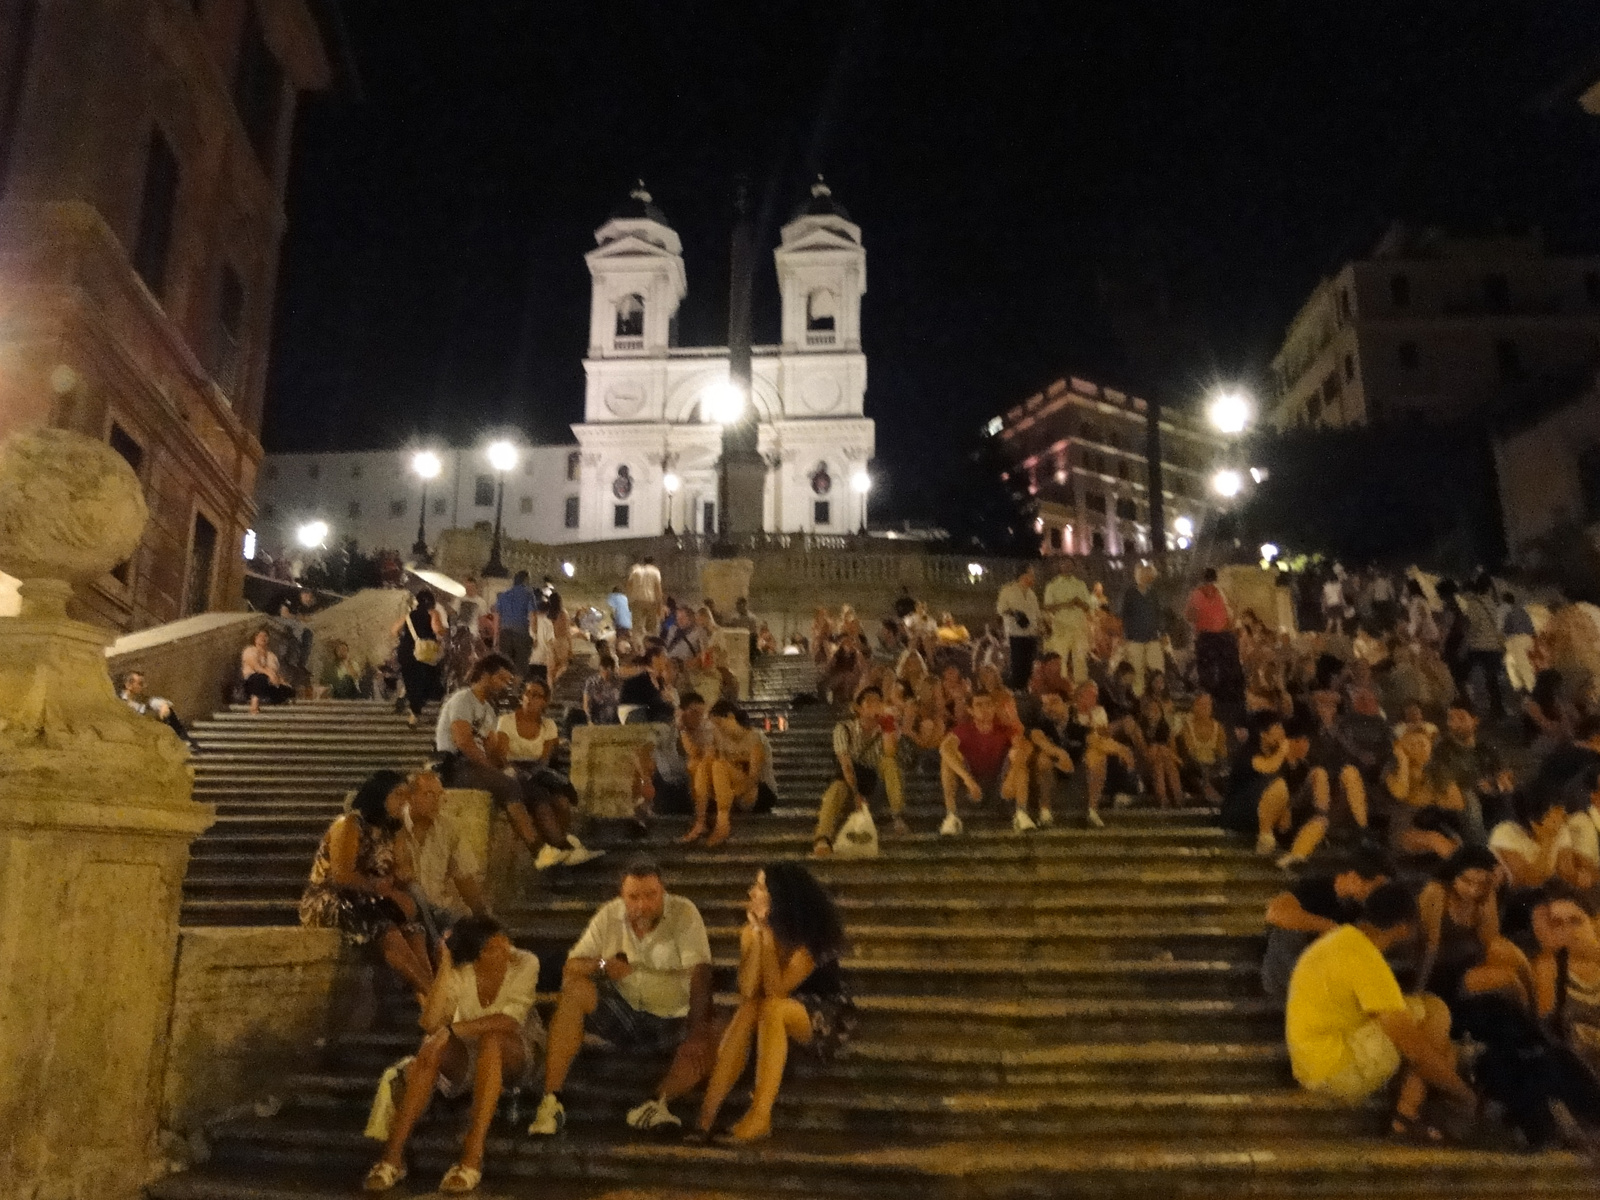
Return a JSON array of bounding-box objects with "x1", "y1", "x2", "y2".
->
[
  {"x1": 252, "y1": 181, "x2": 876, "y2": 555},
  {"x1": 572, "y1": 181, "x2": 874, "y2": 540}
]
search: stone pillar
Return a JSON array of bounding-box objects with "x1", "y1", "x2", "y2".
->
[
  {"x1": 0, "y1": 429, "x2": 213, "y2": 1200},
  {"x1": 714, "y1": 626, "x2": 751, "y2": 700}
]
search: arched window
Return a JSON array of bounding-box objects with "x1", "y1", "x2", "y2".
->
[
  {"x1": 615, "y1": 294, "x2": 645, "y2": 339},
  {"x1": 805, "y1": 288, "x2": 836, "y2": 332}
]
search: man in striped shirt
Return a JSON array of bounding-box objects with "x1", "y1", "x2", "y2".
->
[{"x1": 812, "y1": 686, "x2": 907, "y2": 855}]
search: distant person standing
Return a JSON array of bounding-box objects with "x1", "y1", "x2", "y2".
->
[
  {"x1": 393, "y1": 589, "x2": 447, "y2": 729},
  {"x1": 606, "y1": 581, "x2": 633, "y2": 647},
  {"x1": 1185, "y1": 568, "x2": 1244, "y2": 713},
  {"x1": 1041, "y1": 557, "x2": 1092, "y2": 687},
  {"x1": 1502, "y1": 592, "x2": 1537, "y2": 698},
  {"x1": 997, "y1": 565, "x2": 1042, "y2": 691},
  {"x1": 628, "y1": 556, "x2": 664, "y2": 639},
  {"x1": 493, "y1": 571, "x2": 535, "y2": 675},
  {"x1": 1118, "y1": 564, "x2": 1163, "y2": 696}
]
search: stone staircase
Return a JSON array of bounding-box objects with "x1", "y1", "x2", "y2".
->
[{"x1": 156, "y1": 654, "x2": 1600, "y2": 1198}]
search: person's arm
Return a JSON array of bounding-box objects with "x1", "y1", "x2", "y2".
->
[
  {"x1": 1414, "y1": 884, "x2": 1446, "y2": 995},
  {"x1": 737, "y1": 922, "x2": 762, "y2": 999},
  {"x1": 539, "y1": 723, "x2": 557, "y2": 765},
  {"x1": 1497, "y1": 846, "x2": 1555, "y2": 888},
  {"x1": 431, "y1": 609, "x2": 447, "y2": 638},
  {"x1": 685, "y1": 961, "x2": 715, "y2": 1031},
  {"x1": 1374, "y1": 1009, "x2": 1475, "y2": 1104},
  {"x1": 419, "y1": 945, "x2": 455, "y2": 1033},
  {"x1": 1533, "y1": 953, "x2": 1560, "y2": 1019},
  {"x1": 452, "y1": 871, "x2": 491, "y2": 918},
  {"x1": 1383, "y1": 750, "x2": 1411, "y2": 801},
  {"x1": 390, "y1": 614, "x2": 407, "y2": 639},
  {"x1": 756, "y1": 925, "x2": 815, "y2": 1001},
  {"x1": 452, "y1": 718, "x2": 494, "y2": 769},
  {"x1": 1252, "y1": 745, "x2": 1288, "y2": 776},
  {"x1": 1029, "y1": 729, "x2": 1074, "y2": 772},
  {"x1": 1264, "y1": 891, "x2": 1339, "y2": 935}
]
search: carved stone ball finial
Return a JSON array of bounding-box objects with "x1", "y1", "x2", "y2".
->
[{"x1": 0, "y1": 427, "x2": 147, "y2": 616}]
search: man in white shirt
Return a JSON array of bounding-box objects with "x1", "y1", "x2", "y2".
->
[
  {"x1": 435, "y1": 654, "x2": 546, "y2": 856},
  {"x1": 365, "y1": 916, "x2": 542, "y2": 1194},
  {"x1": 529, "y1": 858, "x2": 716, "y2": 1135},
  {"x1": 996, "y1": 566, "x2": 1042, "y2": 690},
  {"x1": 626, "y1": 555, "x2": 665, "y2": 638},
  {"x1": 398, "y1": 770, "x2": 489, "y2": 945},
  {"x1": 1042, "y1": 557, "x2": 1094, "y2": 686}
]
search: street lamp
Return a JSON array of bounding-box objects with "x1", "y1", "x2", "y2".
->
[
  {"x1": 850, "y1": 468, "x2": 872, "y2": 535},
  {"x1": 1212, "y1": 469, "x2": 1243, "y2": 499},
  {"x1": 704, "y1": 380, "x2": 745, "y2": 426},
  {"x1": 410, "y1": 449, "x2": 442, "y2": 565},
  {"x1": 482, "y1": 439, "x2": 519, "y2": 578},
  {"x1": 1207, "y1": 389, "x2": 1252, "y2": 435},
  {"x1": 663, "y1": 471, "x2": 681, "y2": 535},
  {"x1": 296, "y1": 520, "x2": 329, "y2": 550}
]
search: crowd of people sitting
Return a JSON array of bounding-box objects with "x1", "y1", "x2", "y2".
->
[{"x1": 266, "y1": 547, "x2": 1600, "y2": 1186}]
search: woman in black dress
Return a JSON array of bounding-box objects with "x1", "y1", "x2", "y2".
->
[
  {"x1": 693, "y1": 863, "x2": 855, "y2": 1143},
  {"x1": 393, "y1": 589, "x2": 446, "y2": 727}
]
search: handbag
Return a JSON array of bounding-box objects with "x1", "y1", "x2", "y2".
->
[
  {"x1": 834, "y1": 804, "x2": 879, "y2": 859},
  {"x1": 363, "y1": 1055, "x2": 414, "y2": 1140},
  {"x1": 408, "y1": 615, "x2": 442, "y2": 665}
]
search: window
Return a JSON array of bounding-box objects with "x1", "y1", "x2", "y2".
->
[
  {"x1": 263, "y1": 463, "x2": 278, "y2": 481},
  {"x1": 307, "y1": 463, "x2": 319, "y2": 479},
  {"x1": 432, "y1": 497, "x2": 446, "y2": 517},
  {"x1": 1085, "y1": 491, "x2": 1106, "y2": 514},
  {"x1": 814, "y1": 500, "x2": 831, "y2": 525},
  {"x1": 133, "y1": 130, "x2": 180, "y2": 298},
  {"x1": 563, "y1": 495, "x2": 579, "y2": 528},
  {"x1": 346, "y1": 501, "x2": 360, "y2": 519},
  {"x1": 615, "y1": 293, "x2": 644, "y2": 339},
  {"x1": 184, "y1": 512, "x2": 217, "y2": 617},
  {"x1": 1047, "y1": 527, "x2": 1062, "y2": 550},
  {"x1": 1586, "y1": 271, "x2": 1600, "y2": 306},
  {"x1": 702, "y1": 501, "x2": 716, "y2": 533},
  {"x1": 1339, "y1": 288, "x2": 1352, "y2": 320},
  {"x1": 1116, "y1": 460, "x2": 1130, "y2": 481},
  {"x1": 523, "y1": 460, "x2": 534, "y2": 475},
  {"x1": 1307, "y1": 393, "x2": 1324, "y2": 423},
  {"x1": 613, "y1": 503, "x2": 630, "y2": 529},
  {"x1": 1496, "y1": 339, "x2": 1521, "y2": 378},
  {"x1": 474, "y1": 475, "x2": 495, "y2": 507},
  {"x1": 109, "y1": 423, "x2": 144, "y2": 474},
  {"x1": 1343, "y1": 353, "x2": 1355, "y2": 382},
  {"x1": 1389, "y1": 274, "x2": 1410, "y2": 307},
  {"x1": 210, "y1": 264, "x2": 245, "y2": 396},
  {"x1": 389, "y1": 499, "x2": 406, "y2": 518},
  {"x1": 806, "y1": 288, "x2": 837, "y2": 332},
  {"x1": 233, "y1": 4, "x2": 283, "y2": 165},
  {"x1": 1483, "y1": 273, "x2": 1509, "y2": 311},
  {"x1": 566, "y1": 451, "x2": 581, "y2": 481},
  {"x1": 1580, "y1": 445, "x2": 1600, "y2": 523},
  {"x1": 1397, "y1": 341, "x2": 1419, "y2": 371},
  {"x1": 350, "y1": 463, "x2": 362, "y2": 479},
  {"x1": 1115, "y1": 498, "x2": 1138, "y2": 520}
]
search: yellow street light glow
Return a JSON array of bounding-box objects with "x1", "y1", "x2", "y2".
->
[
  {"x1": 1212, "y1": 469, "x2": 1243, "y2": 498},
  {"x1": 411, "y1": 450, "x2": 442, "y2": 480},
  {"x1": 486, "y1": 440, "x2": 518, "y2": 473},
  {"x1": 1207, "y1": 390, "x2": 1252, "y2": 435},
  {"x1": 704, "y1": 380, "x2": 746, "y2": 425},
  {"x1": 296, "y1": 520, "x2": 329, "y2": 549}
]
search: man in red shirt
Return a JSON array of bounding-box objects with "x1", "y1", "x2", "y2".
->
[
  {"x1": 939, "y1": 692, "x2": 1029, "y2": 836},
  {"x1": 1185, "y1": 568, "x2": 1245, "y2": 716}
]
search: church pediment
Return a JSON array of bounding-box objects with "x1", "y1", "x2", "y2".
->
[
  {"x1": 777, "y1": 227, "x2": 862, "y2": 256},
  {"x1": 586, "y1": 233, "x2": 682, "y2": 264}
]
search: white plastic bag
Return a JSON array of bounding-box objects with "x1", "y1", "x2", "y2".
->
[
  {"x1": 363, "y1": 1055, "x2": 413, "y2": 1141},
  {"x1": 833, "y1": 805, "x2": 879, "y2": 859}
]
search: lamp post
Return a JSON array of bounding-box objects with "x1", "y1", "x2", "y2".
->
[
  {"x1": 851, "y1": 467, "x2": 872, "y2": 535},
  {"x1": 410, "y1": 449, "x2": 441, "y2": 565},
  {"x1": 295, "y1": 520, "x2": 329, "y2": 551},
  {"x1": 482, "y1": 439, "x2": 518, "y2": 578},
  {"x1": 662, "y1": 470, "x2": 681, "y2": 536}
]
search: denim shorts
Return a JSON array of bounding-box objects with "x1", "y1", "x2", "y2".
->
[{"x1": 589, "y1": 978, "x2": 686, "y2": 1055}]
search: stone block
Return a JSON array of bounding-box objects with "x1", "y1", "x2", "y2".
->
[
  {"x1": 714, "y1": 626, "x2": 750, "y2": 700},
  {"x1": 570, "y1": 722, "x2": 663, "y2": 819},
  {"x1": 1218, "y1": 566, "x2": 1296, "y2": 635},
  {"x1": 699, "y1": 557, "x2": 753, "y2": 615},
  {"x1": 161, "y1": 927, "x2": 345, "y2": 1138},
  {"x1": 439, "y1": 787, "x2": 491, "y2": 912}
]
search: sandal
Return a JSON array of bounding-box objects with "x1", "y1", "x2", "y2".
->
[
  {"x1": 812, "y1": 839, "x2": 833, "y2": 857},
  {"x1": 705, "y1": 823, "x2": 732, "y2": 848},
  {"x1": 680, "y1": 823, "x2": 707, "y2": 844},
  {"x1": 439, "y1": 1162, "x2": 482, "y2": 1193},
  {"x1": 362, "y1": 1161, "x2": 407, "y2": 1193},
  {"x1": 1389, "y1": 1112, "x2": 1446, "y2": 1144}
]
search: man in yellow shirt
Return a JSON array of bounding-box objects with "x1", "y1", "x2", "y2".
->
[{"x1": 1286, "y1": 883, "x2": 1474, "y2": 1138}]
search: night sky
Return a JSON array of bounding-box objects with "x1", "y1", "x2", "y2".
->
[{"x1": 265, "y1": 1, "x2": 1600, "y2": 527}]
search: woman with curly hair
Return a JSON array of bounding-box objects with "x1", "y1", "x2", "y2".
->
[{"x1": 692, "y1": 863, "x2": 855, "y2": 1143}]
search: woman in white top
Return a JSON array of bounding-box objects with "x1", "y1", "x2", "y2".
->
[
  {"x1": 365, "y1": 917, "x2": 543, "y2": 1194},
  {"x1": 495, "y1": 679, "x2": 603, "y2": 872},
  {"x1": 527, "y1": 596, "x2": 557, "y2": 684},
  {"x1": 240, "y1": 628, "x2": 294, "y2": 713}
]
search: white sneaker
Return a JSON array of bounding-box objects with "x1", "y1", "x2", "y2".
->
[
  {"x1": 1255, "y1": 832, "x2": 1279, "y2": 856},
  {"x1": 1037, "y1": 808, "x2": 1055, "y2": 828},
  {"x1": 563, "y1": 837, "x2": 607, "y2": 867},
  {"x1": 939, "y1": 813, "x2": 964, "y2": 837},
  {"x1": 1012, "y1": 810, "x2": 1037, "y2": 834},
  {"x1": 528, "y1": 1093, "x2": 565, "y2": 1135},
  {"x1": 533, "y1": 844, "x2": 569, "y2": 871},
  {"x1": 1085, "y1": 809, "x2": 1105, "y2": 829},
  {"x1": 625, "y1": 1097, "x2": 682, "y2": 1131},
  {"x1": 1112, "y1": 792, "x2": 1136, "y2": 809}
]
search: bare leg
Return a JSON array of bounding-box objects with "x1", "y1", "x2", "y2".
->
[
  {"x1": 707, "y1": 761, "x2": 744, "y2": 845},
  {"x1": 1257, "y1": 779, "x2": 1291, "y2": 842},
  {"x1": 697, "y1": 1002, "x2": 759, "y2": 1130},
  {"x1": 1002, "y1": 746, "x2": 1031, "y2": 814},
  {"x1": 460, "y1": 1033, "x2": 524, "y2": 1171},
  {"x1": 1341, "y1": 766, "x2": 1369, "y2": 828},
  {"x1": 939, "y1": 751, "x2": 965, "y2": 816},
  {"x1": 504, "y1": 800, "x2": 546, "y2": 852},
  {"x1": 1084, "y1": 748, "x2": 1108, "y2": 816},
  {"x1": 728, "y1": 998, "x2": 812, "y2": 1139},
  {"x1": 380, "y1": 1030, "x2": 465, "y2": 1167},
  {"x1": 1395, "y1": 995, "x2": 1455, "y2": 1122},
  {"x1": 380, "y1": 927, "x2": 433, "y2": 996},
  {"x1": 683, "y1": 759, "x2": 715, "y2": 842},
  {"x1": 1288, "y1": 815, "x2": 1329, "y2": 860},
  {"x1": 657, "y1": 1020, "x2": 718, "y2": 1103},
  {"x1": 544, "y1": 975, "x2": 598, "y2": 1093}
]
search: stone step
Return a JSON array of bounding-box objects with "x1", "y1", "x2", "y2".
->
[{"x1": 151, "y1": 1129, "x2": 1600, "y2": 1200}]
